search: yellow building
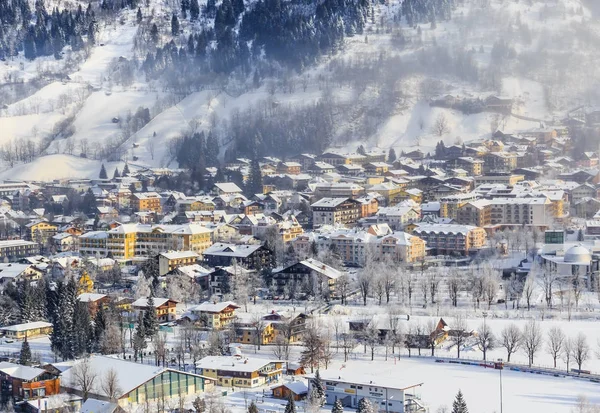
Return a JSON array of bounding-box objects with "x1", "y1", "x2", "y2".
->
[
  {"x1": 131, "y1": 192, "x2": 162, "y2": 213},
  {"x1": 26, "y1": 221, "x2": 58, "y2": 243},
  {"x1": 158, "y1": 251, "x2": 200, "y2": 275},
  {"x1": 236, "y1": 322, "x2": 276, "y2": 345},
  {"x1": 103, "y1": 223, "x2": 213, "y2": 260},
  {"x1": 196, "y1": 356, "x2": 283, "y2": 388},
  {"x1": 191, "y1": 301, "x2": 240, "y2": 329},
  {"x1": 0, "y1": 321, "x2": 53, "y2": 340}
]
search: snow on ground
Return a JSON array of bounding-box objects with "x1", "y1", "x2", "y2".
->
[{"x1": 0, "y1": 154, "x2": 127, "y2": 182}]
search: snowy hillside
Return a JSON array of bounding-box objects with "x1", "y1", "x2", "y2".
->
[{"x1": 0, "y1": 0, "x2": 599, "y2": 180}]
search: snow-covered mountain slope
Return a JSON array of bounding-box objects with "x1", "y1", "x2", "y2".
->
[{"x1": 0, "y1": 0, "x2": 598, "y2": 181}]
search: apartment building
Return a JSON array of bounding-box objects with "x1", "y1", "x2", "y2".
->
[
  {"x1": 158, "y1": 251, "x2": 200, "y2": 275},
  {"x1": 311, "y1": 198, "x2": 362, "y2": 228},
  {"x1": 456, "y1": 157, "x2": 484, "y2": 176},
  {"x1": 196, "y1": 357, "x2": 283, "y2": 388},
  {"x1": 190, "y1": 301, "x2": 240, "y2": 329},
  {"x1": 439, "y1": 193, "x2": 480, "y2": 220},
  {"x1": 456, "y1": 200, "x2": 492, "y2": 227},
  {"x1": 132, "y1": 297, "x2": 178, "y2": 322},
  {"x1": 0, "y1": 240, "x2": 39, "y2": 262},
  {"x1": 79, "y1": 224, "x2": 213, "y2": 260},
  {"x1": 313, "y1": 183, "x2": 365, "y2": 200},
  {"x1": 412, "y1": 224, "x2": 487, "y2": 256},
  {"x1": 474, "y1": 174, "x2": 525, "y2": 186},
  {"x1": 25, "y1": 220, "x2": 57, "y2": 243},
  {"x1": 130, "y1": 192, "x2": 162, "y2": 213},
  {"x1": 489, "y1": 197, "x2": 553, "y2": 227}
]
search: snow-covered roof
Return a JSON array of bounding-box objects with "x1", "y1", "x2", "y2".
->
[
  {"x1": 160, "y1": 251, "x2": 200, "y2": 260},
  {"x1": 78, "y1": 293, "x2": 107, "y2": 303},
  {"x1": 214, "y1": 183, "x2": 243, "y2": 193},
  {"x1": 191, "y1": 301, "x2": 240, "y2": 314},
  {"x1": 274, "y1": 381, "x2": 308, "y2": 394},
  {"x1": 196, "y1": 356, "x2": 281, "y2": 373},
  {"x1": 0, "y1": 362, "x2": 48, "y2": 381},
  {"x1": 80, "y1": 398, "x2": 119, "y2": 413},
  {"x1": 131, "y1": 297, "x2": 176, "y2": 308},
  {"x1": 55, "y1": 356, "x2": 211, "y2": 398},
  {"x1": 203, "y1": 243, "x2": 264, "y2": 258},
  {"x1": 298, "y1": 258, "x2": 342, "y2": 279},
  {"x1": 0, "y1": 321, "x2": 52, "y2": 332}
]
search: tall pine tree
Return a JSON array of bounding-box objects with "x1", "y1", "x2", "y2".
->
[
  {"x1": 143, "y1": 294, "x2": 158, "y2": 338},
  {"x1": 99, "y1": 163, "x2": 108, "y2": 179},
  {"x1": 452, "y1": 390, "x2": 468, "y2": 413},
  {"x1": 284, "y1": 393, "x2": 296, "y2": 413},
  {"x1": 310, "y1": 369, "x2": 325, "y2": 406},
  {"x1": 331, "y1": 400, "x2": 344, "y2": 413},
  {"x1": 19, "y1": 336, "x2": 32, "y2": 366},
  {"x1": 245, "y1": 159, "x2": 262, "y2": 197}
]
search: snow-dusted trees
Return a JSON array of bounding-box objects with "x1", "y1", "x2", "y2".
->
[
  {"x1": 476, "y1": 322, "x2": 495, "y2": 361},
  {"x1": 546, "y1": 327, "x2": 565, "y2": 368},
  {"x1": 451, "y1": 390, "x2": 468, "y2": 413},
  {"x1": 357, "y1": 267, "x2": 372, "y2": 306},
  {"x1": 70, "y1": 357, "x2": 98, "y2": 402},
  {"x1": 521, "y1": 320, "x2": 543, "y2": 367},
  {"x1": 447, "y1": 268, "x2": 461, "y2": 307},
  {"x1": 572, "y1": 333, "x2": 590, "y2": 374},
  {"x1": 301, "y1": 323, "x2": 325, "y2": 372},
  {"x1": 500, "y1": 323, "x2": 521, "y2": 362},
  {"x1": 101, "y1": 368, "x2": 121, "y2": 401},
  {"x1": 481, "y1": 266, "x2": 500, "y2": 309},
  {"x1": 449, "y1": 316, "x2": 468, "y2": 359},
  {"x1": 336, "y1": 273, "x2": 352, "y2": 305},
  {"x1": 356, "y1": 398, "x2": 374, "y2": 413},
  {"x1": 522, "y1": 273, "x2": 535, "y2": 311},
  {"x1": 540, "y1": 262, "x2": 560, "y2": 308},
  {"x1": 432, "y1": 113, "x2": 451, "y2": 136}
]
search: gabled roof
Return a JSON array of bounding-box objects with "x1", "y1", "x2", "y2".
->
[
  {"x1": 191, "y1": 301, "x2": 240, "y2": 314},
  {"x1": 0, "y1": 362, "x2": 48, "y2": 381},
  {"x1": 131, "y1": 297, "x2": 177, "y2": 308}
]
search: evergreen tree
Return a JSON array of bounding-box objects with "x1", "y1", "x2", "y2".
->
[
  {"x1": 311, "y1": 369, "x2": 326, "y2": 406},
  {"x1": 232, "y1": 0, "x2": 244, "y2": 16},
  {"x1": 122, "y1": 163, "x2": 131, "y2": 175},
  {"x1": 452, "y1": 390, "x2": 468, "y2": 413},
  {"x1": 245, "y1": 158, "x2": 262, "y2": 197},
  {"x1": 357, "y1": 145, "x2": 366, "y2": 155},
  {"x1": 388, "y1": 148, "x2": 397, "y2": 163},
  {"x1": 284, "y1": 393, "x2": 296, "y2": 413},
  {"x1": 113, "y1": 168, "x2": 121, "y2": 179},
  {"x1": 143, "y1": 294, "x2": 158, "y2": 338},
  {"x1": 81, "y1": 189, "x2": 97, "y2": 214},
  {"x1": 356, "y1": 398, "x2": 373, "y2": 413},
  {"x1": 150, "y1": 23, "x2": 159, "y2": 44},
  {"x1": 190, "y1": 0, "x2": 200, "y2": 20},
  {"x1": 248, "y1": 401, "x2": 258, "y2": 413},
  {"x1": 578, "y1": 229, "x2": 584, "y2": 241},
  {"x1": 171, "y1": 14, "x2": 180, "y2": 36},
  {"x1": 99, "y1": 163, "x2": 108, "y2": 179},
  {"x1": 73, "y1": 301, "x2": 93, "y2": 356},
  {"x1": 133, "y1": 312, "x2": 147, "y2": 362},
  {"x1": 136, "y1": 7, "x2": 143, "y2": 23},
  {"x1": 93, "y1": 305, "x2": 108, "y2": 350},
  {"x1": 332, "y1": 400, "x2": 344, "y2": 413},
  {"x1": 19, "y1": 336, "x2": 32, "y2": 365}
]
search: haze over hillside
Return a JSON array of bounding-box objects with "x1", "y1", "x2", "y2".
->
[{"x1": 0, "y1": 0, "x2": 599, "y2": 180}]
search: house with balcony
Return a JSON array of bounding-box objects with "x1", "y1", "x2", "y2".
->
[
  {"x1": 131, "y1": 297, "x2": 178, "y2": 323},
  {"x1": 195, "y1": 357, "x2": 283, "y2": 388},
  {"x1": 0, "y1": 362, "x2": 61, "y2": 403},
  {"x1": 190, "y1": 301, "x2": 240, "y2": 329}
]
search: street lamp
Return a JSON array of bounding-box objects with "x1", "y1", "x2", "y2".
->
[{"x1": 498, "y1": 358, "x2": 503, "y2": 413}]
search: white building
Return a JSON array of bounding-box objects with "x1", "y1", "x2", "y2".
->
[{"x1": 308, "y1": 371, "x2": 425, "y2": 413}]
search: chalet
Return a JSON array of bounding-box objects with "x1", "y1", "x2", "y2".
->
[
  {"x1": 190, "y1": 301, "x2": 240, "y2": 329},
  {"x1": 0, "y1": 362, "x2": 61, "y2": 402},
  {"x1": 272, "y1": 258, "x2": 342, "y2": 297},
  {"x1": 208, "y1": 266, "x2": 256, "y2": 296},
  {"x1": 195, "y1": 356, "x2": 283, "y2": 388},
  {"x1": 77, "y1": 293, "x2": 110, "y2": 316},
  {"x1": 202, "y1": 243, "x2": 273, "y2": 270},
  {"x1": 131, "y1": 297, "x2": 178, "y2": 323},
  {"x1": 271, "y1": 382, "x2": 308, "y2": 401}
]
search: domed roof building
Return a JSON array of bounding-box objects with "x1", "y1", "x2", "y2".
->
[{"x1": 563, "y1": 245, "x2": 592, "y2": 264}]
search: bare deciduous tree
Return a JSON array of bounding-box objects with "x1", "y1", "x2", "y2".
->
[
  {"x1": 476, "y1": 322, "x2": 495, "y2": 361},
  {"x1": 521, "y1": 320, "x2": 543, "y2": 367},
  {"x1": 432, "y1": 113, "x2": 450, "y2": 136},
  {"x1": 572, "y1": 333, "x2": 590, "y2": 374},
  {"x1": 546, "y1": 326, "x2": 565, "y2": 368},
  {"x1": 101, "y1": 368, "x2": 121, "y2": 401},
  {"x1": 500, "y1": 323, "x2": 521, "y2": 362},
  {"x1": 449, "y1": 316, "x2": 469, "y2": 359},
  {"x1": 70, "y1": 357, "x2": 98, "y2": 401},
  {"x1": 447, "y1": 269, "x2": 461, "y2": 307}
]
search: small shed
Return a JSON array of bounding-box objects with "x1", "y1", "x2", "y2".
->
[
  {"x1": 271, "y1": 381, "x2": 308, "y2": 401},
  {"x1": 286, "y1": 363, "x2": 306, "y2": 376}
]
